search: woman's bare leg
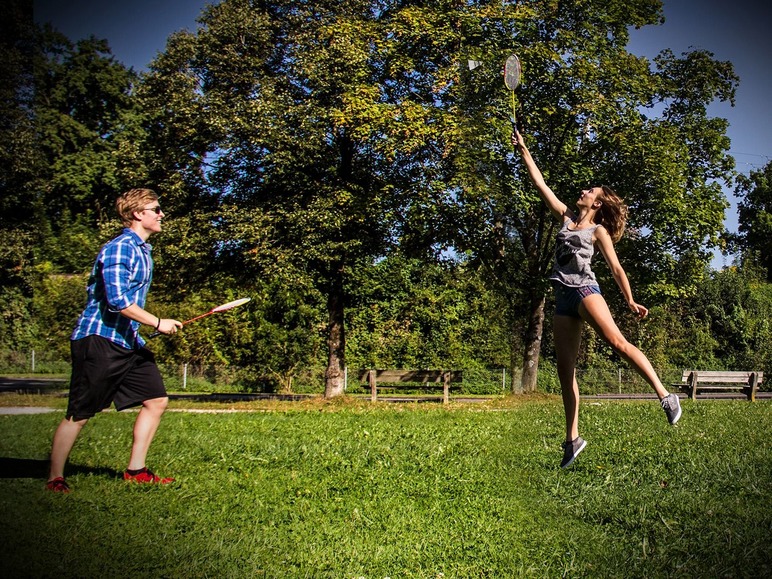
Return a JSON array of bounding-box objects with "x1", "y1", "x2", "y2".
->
[
  {"x1": 553, "y1": 314, "x2": 584, "y2": 442},
  {"x1": 579, "y1": 294, "x2": 669, "y2": 399}
]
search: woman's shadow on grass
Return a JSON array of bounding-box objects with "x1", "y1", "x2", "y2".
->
[{"x1": 0, "y1": 457, "x2": 121, "y2": 480}]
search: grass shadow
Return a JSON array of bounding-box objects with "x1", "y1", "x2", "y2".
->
[
  {"x1": 0, "y1": 457, "x2": 48, "y2": 478},
  {"x1": 0, "y1": 457, "x2": 121, "y2": 480}
]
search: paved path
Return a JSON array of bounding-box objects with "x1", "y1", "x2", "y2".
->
[
  {"x1": 0, "y1": 407, "x2": 58, "y2": 415},
  {"x1": 1, "y1": 377, "x2": 768, "y2": 415}
]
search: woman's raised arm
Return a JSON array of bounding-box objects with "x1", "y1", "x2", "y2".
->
[{"x1": 512, "y1": 130, "x2": 569, "y2": 221}]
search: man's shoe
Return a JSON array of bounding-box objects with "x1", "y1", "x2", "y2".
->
[
  {"x1": 560, "y1": 436, "x2": 587, "y2": 468},
  {"x1": 124, "y1": 467, "x2": 174, "y2": 484},
  {"x1": 661, "y1": 393, "x2": 682, "y2": 425},
  {"x1": 46, "y1": 477, "x2": 71, "y2": 493}
]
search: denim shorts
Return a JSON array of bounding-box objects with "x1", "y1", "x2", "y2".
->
[{"x1": 552, "y1": 282, "x2": 601, "y2": 319}]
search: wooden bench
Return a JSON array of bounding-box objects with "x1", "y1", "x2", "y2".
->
[
  {"x1": 674, "y1": 370, "x2": 764, "y2": 401},
  {"x1": 358, "y1": 369, "x2": 463, "y2": 404}
]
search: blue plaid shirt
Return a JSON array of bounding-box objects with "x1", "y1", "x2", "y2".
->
[{"x1": 71, "y1": 229, "x2": 154, "y2": 349}]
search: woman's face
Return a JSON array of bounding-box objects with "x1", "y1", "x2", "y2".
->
[{"x1": 578, "y1": 187, "x2": 603, "y2": 209}]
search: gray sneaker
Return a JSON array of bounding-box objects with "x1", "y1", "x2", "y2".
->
[
  {"x1": 661, "y1": 393, "x2": 682, "y2": 425},
  {"x1": 560, "y1": 436, "x2": 587, "y2": 468}
]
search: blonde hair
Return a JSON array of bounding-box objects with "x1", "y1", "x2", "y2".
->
[
  {"x1": 593, "y1": 185, "x2": 627, "y2": 243},
  {"x1": 115, "y1": 188, "x2": 158, "y2": 227}
]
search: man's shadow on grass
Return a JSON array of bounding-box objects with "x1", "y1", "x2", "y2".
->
[{"x1": 0, "y1": 457, "x2": 121, "y2": 480}]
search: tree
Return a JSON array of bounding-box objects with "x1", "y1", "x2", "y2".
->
[
  {"x1": 132, "y1": 0, "x2": 737, "y2": 397},
  {"x1": 31, "y1": 29, "x2": 145, "y2": 272},
  {"x1": 735, "y1": 161, "x2": 772, "y2": 280},
  {"x1": 141, "y1": 0, "x2": 467, "y2": 397},
  {"x1": 345, "y1": 254, "x2": 510, "y2": 370},
  {"x1": 439, "y1": 1, "x2": 737, "y2": 391},
  {"x1": 678, "y1": 266, "x2": 771, "y2": 373}
]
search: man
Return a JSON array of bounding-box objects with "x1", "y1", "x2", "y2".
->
[{"x1": 46, "y1": 188, "x2": 182, "y2": 492}]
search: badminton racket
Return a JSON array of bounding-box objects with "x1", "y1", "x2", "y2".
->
[
  {"x1": 149, "y1": 297, "x2": 251, "y2": 338},
  {"x1": 504, "y1": 54, "x2": 521, "y2": 128}
]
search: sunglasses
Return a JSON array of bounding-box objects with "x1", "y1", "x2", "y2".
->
[{"x1": 142, "y1": 206, "x2": 163, "y2": 214}]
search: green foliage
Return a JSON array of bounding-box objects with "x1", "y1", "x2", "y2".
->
[
  {"x1": 735, "y1": 161, "x2": 772, "y2": 280},
  {"x1": 0, "y1": 1, "x2": 760, "y2": 395},
  {"x1": 32, "y1": 30, "x2": 145, "y2": 271},
  {"x1": 346, "y1": 255, "x2": 510, "y2": 369},
  {"x1": 677, "y1": 267, "x2": 772, "y2": 374},
  {"x1": 1, "y1": 401, "x2": 770, "y2": 576},
  {"x1": 0, "y1": 229, "x2": 37, "y2": 351},
  {"x1": 29, "y1": 270, "x2": 88, "y2": 359}
]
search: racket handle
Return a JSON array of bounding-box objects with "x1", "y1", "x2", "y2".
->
[{"x1": 148, "y1": 330, "x2": 161, "y2": 339}]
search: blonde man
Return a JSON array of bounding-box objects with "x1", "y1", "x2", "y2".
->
[{"x1": 47, "y1": 188, "x2": 182, "y2": 492}]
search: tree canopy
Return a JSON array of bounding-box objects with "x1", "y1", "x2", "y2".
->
[{"x1": 3, "y1": 0, "x2": 768, "y2": 390}]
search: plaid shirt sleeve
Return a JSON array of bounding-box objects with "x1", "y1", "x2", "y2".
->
[
  {"x1": 71, "y1": 230, "x2": 153, "y2": 349},
  {"x1": 102, "y1": 237, "x2": 142, "y2": 312}
]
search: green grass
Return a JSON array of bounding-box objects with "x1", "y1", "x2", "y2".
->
[{"x1": 1, "y1": 397, "x2": 770, "y2": 577}]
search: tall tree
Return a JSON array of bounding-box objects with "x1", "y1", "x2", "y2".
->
[
  {"x1": 0, "y1": 0, "x2": 38, "y2": 349},
  {"x1": 439, "y1": 0, "x2": 737, "y2": 391},
  {"x1": 735, "y1": 161, "x2": 772, "y2": 280},
  {"x1": 137, "y1": 0, "x2": 738, "y2": 397},
  {"x1": 31, "y1": 26, "x2": 145, "y2": 272},
  {"x1": 142, "y1": 0, "x2": 460, "y2": 397}
]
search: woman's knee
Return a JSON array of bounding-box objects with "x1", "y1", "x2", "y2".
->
[{"x1": 606, "y1": 335, "x2": 636, "y2": 357}]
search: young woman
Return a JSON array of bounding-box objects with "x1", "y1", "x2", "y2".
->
[{"x1": 512, "y1": 130, "x2": 681, "y2": 468}]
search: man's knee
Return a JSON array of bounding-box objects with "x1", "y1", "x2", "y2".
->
[{"x1": 143, "y1": 396, "x2": 169, "y2": 413}]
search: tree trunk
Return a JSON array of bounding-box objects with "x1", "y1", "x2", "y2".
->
[
  {"x1": 324, "y1": 263, "x2": 346, "y2": 398},
  {"x1": 519, "y1": 292, "x2": 546, "y2": 393}
]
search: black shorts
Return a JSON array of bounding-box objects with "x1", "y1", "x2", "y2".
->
[{"x1": 66, "y1": 335, "x2": 167, "y2": 420}]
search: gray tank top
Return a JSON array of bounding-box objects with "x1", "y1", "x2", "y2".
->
[{"x1": 549, "y1": 221, "x2": 599, "y2": 287}]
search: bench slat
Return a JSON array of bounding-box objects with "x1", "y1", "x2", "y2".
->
[
  {"x1": 678, "y1": 371, "x2": 763, "y2": 382},
  {"x1": 357, "y1": 370, "x2": 462, "y2": 383},
  {"x1": 359, "y1": 369, "x2": 463, "y2": 404},
  {"x1": 675, "y1": 370, "x2": 763, "y2": 401},
  {"x1": 689, "y1": 376, "x2": 756, "y2": 383}
]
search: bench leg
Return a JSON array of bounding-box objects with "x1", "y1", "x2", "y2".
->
[
  {"x1": 369, "y1": 371, "x2": 377, "y2": 403},
  {"x1": 749, "y1": 374, "x2": 758, "y2": 402},
  {"x1": 443, "y1": 373, "x2": 449, "y2": 404},
  {"x1": 689, "y1": 372, "x2": 698, "y2": 400}
]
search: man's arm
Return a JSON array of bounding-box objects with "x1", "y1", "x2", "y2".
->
[{"x1": 120, "y1": 303, "x2": 181, "y2": 335}]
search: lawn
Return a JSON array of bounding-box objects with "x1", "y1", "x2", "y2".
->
[{"x1": 1, "y1": 396, "x2": 770, "y2": 577}]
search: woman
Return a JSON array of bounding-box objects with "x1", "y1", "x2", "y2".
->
[{"x1": 512, "y1": 130, "x2": 681, "y2": 468}]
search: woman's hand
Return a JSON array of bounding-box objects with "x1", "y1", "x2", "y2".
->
[
  {"x1": 511, "y1": 129, "x2": 523, "y2": 150},
  {"x1": 629, "y1": 302, "x2": 649, "y2": 319}
]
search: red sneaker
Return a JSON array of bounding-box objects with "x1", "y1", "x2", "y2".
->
[
  {"x1": 123, "y1": 467, "x2": 175, "y2": 484},
  {"x1": 46, "y1": 477, "x2": 71, "y2": 493}
]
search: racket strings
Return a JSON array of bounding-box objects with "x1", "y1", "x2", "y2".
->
[
  {"x1": 213, "y1": 297, "x2": 251, "y2": 312},
  {"x1": 504, "y1": 54, "x2": 521, "y2": 126}
]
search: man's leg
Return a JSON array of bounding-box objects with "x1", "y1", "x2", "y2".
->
[
  {"x1": 49, "y1": 417, "x2": 88, "y2": 481},
  {"x1": 127, "y1": 396, "x2": 169, "y2": 471}
]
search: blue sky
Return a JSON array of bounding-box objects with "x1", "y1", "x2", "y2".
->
[{"x1": 35, "y1": 1, "x2": 772, "y2": 267}]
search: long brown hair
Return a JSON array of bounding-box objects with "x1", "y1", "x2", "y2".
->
[{"x1": 593, "y1": 185, "x2": 627, "y2": 243}]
